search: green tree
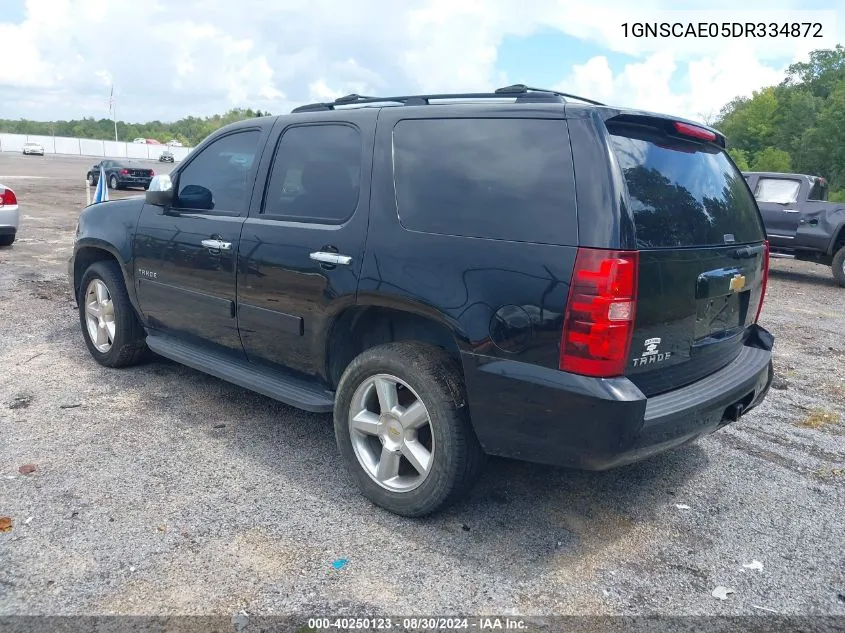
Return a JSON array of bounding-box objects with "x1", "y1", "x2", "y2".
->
[
  {"x1": 751, "y1": 147, "x2": 792, "y2": 172},
  {"x1": 728, "y1": 148, "x2": 751, "y2": 170}
]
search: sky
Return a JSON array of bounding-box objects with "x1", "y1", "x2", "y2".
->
[{"x1": 0, "y1": 0, "x2": 841, "y2": 124}]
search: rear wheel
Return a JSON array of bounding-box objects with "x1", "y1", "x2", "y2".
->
[
  {"x1": 108, "y1": 175, "x2": 118, "y2": 190},
  {"x1": 0, "y1": 234, "x2": 14, "y2": 247},
  {"x1": 833, "y1": 245, "x2": 845, "y2": 288},
  {"x1": 334, "y1": 342, "x2": 485, "y2": 517},
  {"x1": 78, "y1": 260, "x2": 147, "y2": 367}
]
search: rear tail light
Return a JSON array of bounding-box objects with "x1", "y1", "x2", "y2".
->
[
  {"x1": 755, "y1": 240, "x2": 770, "y2": 323},
  {"x1": 560, "y1": 248, "x2": 639, "y2": 378},
  {"x1": 673, "y1": 121, "x2": 716, "y2": 142},
  {"x1": 0, "y1": 187, "x2": 17, "y2": 207},
  {"x1": 120, "y1": 168, "x2": 129, "y2": 175}
]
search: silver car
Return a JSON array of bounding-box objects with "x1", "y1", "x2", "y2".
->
[{"x1": 0, "y1": 184, "x2": 19, "y2": 246}]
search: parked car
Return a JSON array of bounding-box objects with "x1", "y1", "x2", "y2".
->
[
  {"x1": 743, "y1": 171, "x2": 845, "y2": 286},
  {"x1": 146, "y1": 139, "x2": 162, "y2": 145},
  {"x1": 68, "y1": 85, "x2": 774, "y2": 516},
  {"x1": 132, "y1": 138, "x2": 147, "y2": 144},
  {"x1": 86, "y1": 160, "x2": 154, "y2": 190},
  {"x1": 0, "y1": 184, "x2": 19, "y2": 246},
  {"x1": 166, "y1": 140, "x2": 183, "y2": 147},
  {"x1": 22, "y1": 142, "x2": 44, "y2": 156},
  {"x1": 159, "y1": 149, "x2": 175, "y2": 163}
]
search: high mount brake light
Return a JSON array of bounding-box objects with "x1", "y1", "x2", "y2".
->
[
  {"x1": 673, "y1": 121, "x2": 716, "y2": 142},
  {"x1": 560, "y1": 248, "x2": 639, "y2": 378}
]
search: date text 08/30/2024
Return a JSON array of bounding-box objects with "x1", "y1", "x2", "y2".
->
[{"x1": 307, "y1": 616, "x2": 528, "y2": 630}]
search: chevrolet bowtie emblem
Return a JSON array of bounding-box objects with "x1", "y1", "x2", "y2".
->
[{"x1": 729, "y1": 274, "x2": 746, "y2": 292}]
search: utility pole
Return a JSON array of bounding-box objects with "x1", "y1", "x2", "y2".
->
[{"x1": 110, "y1": 83, "x2": 118, "y2": 142}]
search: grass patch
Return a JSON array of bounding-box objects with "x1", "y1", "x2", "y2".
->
[
  {"x1": 813, "y1": 468, "x2": 844, "y2": 481},
  {"x1": 797, "y1": 408, "x2": 841, "y2": 429}
]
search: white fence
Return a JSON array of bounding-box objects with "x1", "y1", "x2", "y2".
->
[{"x1": 0, "y1": 133, "x2": 194, "y2": 162}]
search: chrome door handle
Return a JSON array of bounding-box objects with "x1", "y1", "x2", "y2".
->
[
  {"x1": 201, "y1": 239, "x2": 231, "y2": 251},
  {"x1": 310, "y1": 251, "x2": 352, "y2": 266},
  {"x1": 783, "y1": 209, "x2": 800, "y2": 213}
]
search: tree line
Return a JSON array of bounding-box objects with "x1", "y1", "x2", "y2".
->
[
  {"x1": 717, "y1": 45, "x2": 845, "y2": 202},
  {"x1": 0, "y1": 108, "x2": 271, "y2": 147}
]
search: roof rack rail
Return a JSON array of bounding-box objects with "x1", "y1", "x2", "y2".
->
[{"x1": 291, "y1": 84, "x2": 605, "y2": 113}]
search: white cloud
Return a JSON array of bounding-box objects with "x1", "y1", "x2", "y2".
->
[
  {"x1": 0, "y1": 0, "x2": 841, "y2": 122},
  {"x1": 556, "y1": 44, "x2": 793, "y2": 123}
]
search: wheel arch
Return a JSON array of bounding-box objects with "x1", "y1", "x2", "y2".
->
[
  {"x1": 830, "y1": 220, "x2": 845, "y2": 255},
  {"x1": 325, "y1": 301, "x2": 466, "y2": 390},
  {"x1": 72, "y1": 241, "x2": 134, "y2": 307}
]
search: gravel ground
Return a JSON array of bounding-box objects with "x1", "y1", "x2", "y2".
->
[{"x1": 1, "y1": 153, "x2": 844, "y2": 619}]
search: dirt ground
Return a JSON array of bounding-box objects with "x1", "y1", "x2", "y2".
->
[{"x1": 1, "y1": 153, "x2": 844, "y2": 619}]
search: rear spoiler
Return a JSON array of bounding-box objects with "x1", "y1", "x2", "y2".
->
[{"x1": 602, "y1": 112, "x2": 726, "y2": 148}]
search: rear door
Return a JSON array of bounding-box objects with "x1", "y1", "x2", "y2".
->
[
  {"x1": 605, "y1": 118, "x2": 768, "y2": 396},
  {"x1": 752, "y1": 176, "x2": 803, "y2": 246},
  {"x1": 236, "y1": 110, "x2": 376, "y2": 379}
]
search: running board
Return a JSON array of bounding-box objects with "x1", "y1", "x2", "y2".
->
[
  {"x1": 146, "y1": 334, "x2": 335, "y2": 413},
  {"x1": 769, "y1": 252, "x2": 795, "y2": 259}
]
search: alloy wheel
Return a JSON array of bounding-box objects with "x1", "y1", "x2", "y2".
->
[
  {"x1": 84, "y1": 278, "x2": 116, "y2": 353},
  {"x1": 348, "y1": 374, "x2": 434, "y2": 493}
]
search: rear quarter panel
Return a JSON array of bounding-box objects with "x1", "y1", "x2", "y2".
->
[{"x1": 360, "y1": 106, "x2": 579, "y2": 369}]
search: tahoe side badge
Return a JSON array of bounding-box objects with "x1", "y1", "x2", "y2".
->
[{"x1": 632, "y1": 337, "x2": 672, "y2": 367}]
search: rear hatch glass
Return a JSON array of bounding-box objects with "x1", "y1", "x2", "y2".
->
[{"x1": 607, "y1": 119, "x2": 767, "y2": 396}]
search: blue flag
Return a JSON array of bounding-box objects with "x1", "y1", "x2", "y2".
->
[{"x1": 92, "y1": 164, "x2": 109, "y2": 204}]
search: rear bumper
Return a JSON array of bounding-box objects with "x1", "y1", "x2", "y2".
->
[
  {"x1": 0, "y1": 207, "x2": 20, "y2": 231},
  {"x1": 462, "y1": 326, "x2": 774, "y2": 470},
  {"x1": 118, "y1": 177, "x2": 152, "y2": 188}
]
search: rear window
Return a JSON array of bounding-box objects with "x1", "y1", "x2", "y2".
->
[
  {"x1": 755, "y1": 178, "x2": 800, "y2": 204},
  {"x1": 393, "y1": 118, "x2": 577, "y2": 244},
  {"x1": 609, "y1": 124, "x2": 764, "y2": 248}
]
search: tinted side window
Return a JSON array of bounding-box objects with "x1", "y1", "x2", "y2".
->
[
  {"x1": 808, "y1": 178, "x2": 828, "y2": 201},
  {"x1": 263, "y1": 124, "x2": 361, "y2": 224},
  {"x1": 393, "y1": 118, "x2": 576, "y2": 244},
  {"x1": 176, "y1": 130, "x2": 260, "y2": 213}
]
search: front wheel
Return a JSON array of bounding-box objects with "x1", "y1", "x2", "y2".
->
[
  {"x1": 0, "y1": 234, "x2": 14, "y2": 247},
  {"x1": 86, "y1": 174, "x2": 95, "y2": 186},
  {"x1": 334, "y1": 342, "x2": 485, "y2": 517},
  {"x1": 833, "y1": 245, "x2": 845, "y2": 288},
  {"x1": 78, "y1": 260, "x2": 147, "y2": 367}
]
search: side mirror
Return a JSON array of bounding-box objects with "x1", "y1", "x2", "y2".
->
[
  {"x1": 178, "y1": 184, "x2": 213, "y2": 210},
  {"x1": 145, "y1": 174, "x2": 174, "y2": 207}
]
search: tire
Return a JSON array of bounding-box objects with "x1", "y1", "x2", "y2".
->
[
  {"x1": 334, "y1": 342, "x2": 485, "y2": 517},
  {"x1": 0, "y1": 234, "x2": 14, "y2": 247},
  {"x1": 87, "y1": 174, "x2": 95, "y2": 187},
  {"x1": 108, "y1": 175, "x2": 118, "y2": 190},
  {"x1": 78, "y1": 260, "x2": 147, "y2": 368},
  {"x1": 833, "y1": 245, "x2": 845, "y2": 288}
]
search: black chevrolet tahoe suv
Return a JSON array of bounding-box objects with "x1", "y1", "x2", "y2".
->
[
  {"x1": 743, "y1": 171, "x2": 845, "y2": 287},
  {"x1": 69, "y1": 85, "x2": 775, "y2": 517}
]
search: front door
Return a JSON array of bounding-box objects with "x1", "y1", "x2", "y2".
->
[
  {"x1": 237, "y1": 112, "x2": 377, "y2": 380},
  {"x1": 753, "y1": 176, "x2": 803, "y2": 247},
  {"x1": 134, "y1": 128, "x2": 266, "y2": 354}
]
